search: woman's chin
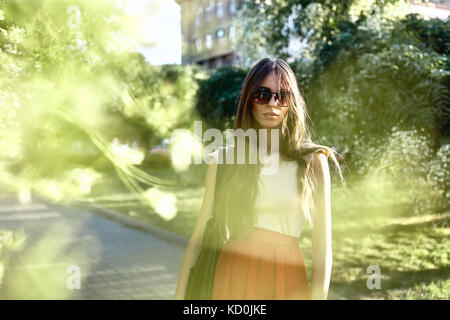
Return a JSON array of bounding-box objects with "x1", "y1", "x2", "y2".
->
[{"x1": 259, "y1": 121, "x2": 281, "y2": 129}]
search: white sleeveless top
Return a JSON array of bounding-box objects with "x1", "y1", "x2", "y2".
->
[
  {"x1": 207, "y1": 144, "x2": 329, "y2": 238},
  {"x1": 254, "y1": 153, "x2": 305, "y2": 237}
]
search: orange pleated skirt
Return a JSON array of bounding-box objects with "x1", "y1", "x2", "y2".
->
[{"x1": 211, "y1": 227, "x2": 311, "y2": 300}]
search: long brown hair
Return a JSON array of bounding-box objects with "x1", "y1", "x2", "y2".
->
[{"x1": 214, "y1": 58, "x2": 345, "y2": 241}]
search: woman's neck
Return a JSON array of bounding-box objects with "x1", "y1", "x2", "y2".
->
[
  {"x1": 246, "y1": 123, "x2": 282, "y2": 157},
  {"x1": 261, "y1": 126, "x2": 280, "y2": 156}
]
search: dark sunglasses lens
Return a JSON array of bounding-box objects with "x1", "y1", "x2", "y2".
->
[
  {"x1": 252, "y1": 88, "x2": 292, "y2": 105},
  {"x1": 254, "y1": 91, "x2": 272, "y2": 104}
]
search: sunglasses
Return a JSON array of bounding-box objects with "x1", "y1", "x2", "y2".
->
[{"x1": 251, "y1": 87, "x2": 292, "y2": 106}]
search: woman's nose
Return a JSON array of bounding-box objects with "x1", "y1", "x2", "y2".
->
[{"x1": 267, "y1": 94, "x2": 280, "y2": 107}]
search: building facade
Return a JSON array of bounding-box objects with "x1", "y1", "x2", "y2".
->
[{"x1": 175, "y1": 0, "x2": 244, "y2": 69}]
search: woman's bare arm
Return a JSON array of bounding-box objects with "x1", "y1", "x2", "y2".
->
[
  {"x1": 174, "y1": 158, "x2": 218, "y2": 300},
  {"x1": 310, "y1": 152, "x2": 332, "y2": 300}
]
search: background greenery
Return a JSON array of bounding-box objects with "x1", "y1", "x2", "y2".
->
[{"x1": 0, "y1": 0, "x2": 448, "y2": 299}]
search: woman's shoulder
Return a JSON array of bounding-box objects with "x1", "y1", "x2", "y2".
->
[{"x1": 300, "y1": 142, "x2": 331, "y2": 166}]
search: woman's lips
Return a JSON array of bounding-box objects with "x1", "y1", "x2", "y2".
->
[{"x1": 263, "y1": 112, "x2": 279, "y2": 119}]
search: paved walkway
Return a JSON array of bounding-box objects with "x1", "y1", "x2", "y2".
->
[{"x1": 0, "y1": 191, "x2": 187, "y2": 299}]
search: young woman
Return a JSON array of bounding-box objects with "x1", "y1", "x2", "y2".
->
[{"x1": 174, "y1": 58, "x2": 345, "y2": 300}]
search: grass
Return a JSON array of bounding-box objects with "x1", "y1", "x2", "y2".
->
[
  {"x1": 325, "y1": 211, "x2": 449, "y2": 299},
  {"x1": 79, "y1": 166, "x2": 450, "y2": 300}
]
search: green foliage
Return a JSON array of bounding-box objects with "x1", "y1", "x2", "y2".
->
[
  {"x1": 0, "y1": 0, "x2": 133, "y2": 200},
  {"x1": 0, "y1": 0, "x2": 200, "y2": 204},
  {"x1": 107, "y1": 57, "x2": 203, "y2": 142},
  {"x1": 428, "y1": 142, "x2": 450, "y2": 212},
  {"x1": 309, "y1": 43, "x2": 447, "y2": 145},
  {"x1": 399, "y1": 13, "x2": 450, "y2": 55},
  {"x1": 304, "y1": 15, "x2": 449, "y2": 212},
  {"x1": 235, "y1": 0, "x2": 405, "y2": 66},
  {"x1": 195, "y1": 66, "x2": 247, "y2": 131}
]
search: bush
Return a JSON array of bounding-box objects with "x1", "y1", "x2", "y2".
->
[
  {"x1": 303, "y1": 15, "x2": 449, "y2": 214},
  {"x1": 428, "y1": 141, "x2": 450, "y2": 212},
  {"x1": 195, "y1": 66, "x2": 247, "y2": 131},
  {"x1": 399, "y1": 13, "x2": 450, "y2": 55}
]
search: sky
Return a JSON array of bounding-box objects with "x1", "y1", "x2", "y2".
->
[{"x1": 120, "y1": 0, "x2": 182, "y2": 65}]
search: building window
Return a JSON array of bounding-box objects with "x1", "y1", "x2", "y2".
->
[
  {"x1": 195, "y1": 38, "x2": 202, "y2": 52},
  {"x1": 195, "y1": 8, "x2": 202, "y2": 27},
  {"x1": 205, "y1": 34, "x2": 213, "y2": 49},
  {"x1": 216, "y1": 28, "x2": 225, "y2": 39},
  {"x1": 229, "y1": 25, "x2": 235, "y2": 40},
  {"x1": 229, "y1": 0, "x2": 236, "y2": 14},
  {"x1": 205, "y1": 1, "x2": 214, "y2": 21},
  {"x1": 217, "y1": 1, "x2": 224, "y2": 18}
]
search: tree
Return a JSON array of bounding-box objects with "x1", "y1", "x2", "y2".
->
[
  {"x1": 235, "y1": 0, "x2": 406, "y2": 66},
  {"x1": 0, "y1": 0, "x2": 199, "y2": 204}
]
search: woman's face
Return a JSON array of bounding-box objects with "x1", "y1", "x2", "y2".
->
[{"x1": 251, "y1": 72, "x2": 290, "y2": 129}]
